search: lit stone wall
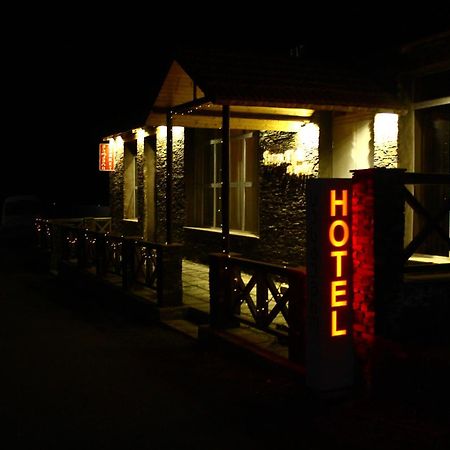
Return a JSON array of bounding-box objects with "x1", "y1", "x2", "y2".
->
[
  {"x1": 109, "y1": 137, "x2": 124, "y2": 234},
  {"x1": 183, "y1": 129, "x2": 318, "y2": 266},
  {"x1": 111, "y1": 125, "x2": 316, "y2": 265},
  {"x1": 374, "y1": 113, "x2": 399, "y2": 168},
  {"x1": 156, "y1": 126, "x2": 185, "y2": 243},
  {"x1": 261, "y1": 123, "x2": 319, "y2": 177},
  {"x1": 258, "y1": 130, "x2": 317, "y2": 265}
]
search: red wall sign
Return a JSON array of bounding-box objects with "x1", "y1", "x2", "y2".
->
[
  {"x1": 99, "y1": 143, "x2": 115, "y2": 171},
  {"x1": 306, "y1": 178, "x2": 354, "y2": 392}
]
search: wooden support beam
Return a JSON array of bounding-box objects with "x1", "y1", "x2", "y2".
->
[
  {"x1": 152, "y1": 106, "x2": 311, "y2": 122},
  {"x1": 222, "y1": 105, "x2": 230, "y2": 254},
  {"x1": 148, "y1": 113, "x2": 307, "y2": 131}
]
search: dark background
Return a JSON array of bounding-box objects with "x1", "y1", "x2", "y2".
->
[{"x1": 2, "y1": 7, "x2": 449, "y2": 210}]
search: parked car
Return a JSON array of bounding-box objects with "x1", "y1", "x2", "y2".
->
[{"x1": 1, "y1": 195, "x2": 42, "y2": 235}]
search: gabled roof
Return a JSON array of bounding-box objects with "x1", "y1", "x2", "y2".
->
[
  {"x1": 146, "y1": 47, "x2": 406, "y2": 130},
  {"x1": 174, "y1": 48, "x2": 404, "y2": 110}
]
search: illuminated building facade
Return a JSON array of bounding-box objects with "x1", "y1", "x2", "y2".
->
[{"x1": 104, "y1": 47, "x2": 427, "y2": 267}]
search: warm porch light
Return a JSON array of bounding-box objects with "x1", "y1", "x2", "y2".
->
[
  {"x1": 110, "y1": 136, "x2": 124, "y2": 162},
  {"x1": 374, "y1": 113, "x2": 398, "y2": 168},
  {"x1": 134, "y1": 128, "x2": 148, "y2": 145},
  {"x1": 156, "y1": 125, "x2": 184, "y2": 140}
]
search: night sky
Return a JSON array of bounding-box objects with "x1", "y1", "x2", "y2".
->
[{"x1": 3, "y1": 8, "x2": 449, "y2": 210}]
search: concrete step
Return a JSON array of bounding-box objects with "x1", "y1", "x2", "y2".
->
[{"x1": 161, "y1": 318, "x2": 199, "y2": 340}]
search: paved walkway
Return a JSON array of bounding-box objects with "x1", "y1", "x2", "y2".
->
[
  {"x1": 0, "y1": 239, "x2": 305, "y2": 449},
  {"x1": 181, "y1": 259, "x2": 210, "y2": 313},
  {"x1": 2, "y1": 236, "x2": 450, "y2": 449}
]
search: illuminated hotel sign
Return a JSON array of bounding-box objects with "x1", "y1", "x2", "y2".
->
[
  {"x1": 329, "y1": 189, "x2": 349, "y2": 337},
  {"x1": 306, "y1": 179, "x2": 354, "y2": 392},
  {"x1": 99, "y1": 143, "x2": 115, "y2": 171}
]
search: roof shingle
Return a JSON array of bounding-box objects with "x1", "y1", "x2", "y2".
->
[{"x1": 174, "y1": 48, "x2": 405, "y2": 112}]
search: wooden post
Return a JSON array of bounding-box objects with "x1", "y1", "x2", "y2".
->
[
  {"x1": 122, "y1": 237, "x2": 135, "y2": 290},
  {"x1": 317, "y1": 111, "x2": 333, "y2": 178},
  {"x1": 209, "y1": 253, "x2": 239, "y2": 329},
  {"x1": 50, "y1": 223, "x2": 62, "y2": 275},
  {"x1": 256, "y1": 271, "x2": 268, "y2": 327},
  {"x1": 166, "y1": 112, "x2": 173, "y2": 244},
  {"x1": 221, "y1": 105, "x2": 230, "y2": 254},
  {"x1": 76, "y1": 228, "x2": 87, "y2": 269},
  {"x1": 95, "y1": 233, "x2": 106, "y2": 277}
]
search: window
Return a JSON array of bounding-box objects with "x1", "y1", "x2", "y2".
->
[
  {"x1": 414, "y1": 105, "x2": 450, "y2": 256},
  {"x1": 186, "y1": 129, "x2": 258, "y2": 234},
  {"x1": 124, "y1": 141, "x2": 138, "y2": 219}
]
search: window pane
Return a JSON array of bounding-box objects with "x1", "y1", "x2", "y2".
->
[
  {"x1": 203, "y1": 184, "x2": 214, "y2": 227},
  {"x1": 187, "y1": 129, "x2": 258, "y2": 234},
  {"x1": 124, "y1": 142, "x2": 138, "y2": 219},
  {"x1": 230, "y1": 139, "x2": 243, "y2": 184},
  {"x1": 229, "y1": 186, "x2": 241, "y2": 230}
]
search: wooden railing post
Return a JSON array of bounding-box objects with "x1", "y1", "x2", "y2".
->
[
  {"x1": 122, "y1": 237, "x2": 135, "y2": 290},
  {"x1": 95, "y1": 233, "x2": 106, "y2": 277},
  {"x1": 256, "y1": 270, "x2": 268, "y2": 327},
  {"x1": 60, "y1": 226, "x2": 68, "y2": 261},
  {"x1": 76, "y1": 228, "x2": 87, "y2": 269},
  {"x1": 209, "y1": 253, "x2": 239, "y2": 329},
  {"x1": 50, "y1": 223, "x2": 63, "y2": 275}
]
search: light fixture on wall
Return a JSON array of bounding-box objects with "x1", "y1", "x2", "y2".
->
[{"x1": 156, "y1": 125, "x2": 185, "y2": 140}]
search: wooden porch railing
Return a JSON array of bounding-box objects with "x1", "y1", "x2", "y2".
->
[
  {"x1": 131, "y1": 242, "x2": 158, "y2": 290},
  {"x1": 401, "y1": 172, "x2": 450, "y2": 264},
  {"x1": 209, "y1": 253, "x2": 307, "y2": 363},
  {"x1": 37, "y1": 220, "x2": 182, "y2": 307}
]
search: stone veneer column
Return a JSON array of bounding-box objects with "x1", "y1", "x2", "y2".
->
[{"x1": 351, "y1": 168, "x2": 406, "y2": 386}]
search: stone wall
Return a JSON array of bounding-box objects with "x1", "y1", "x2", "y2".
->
[
  {"x1": 111, "y1": 128, "x2": 312, "y2": 266},
  {"x1": 182, "y1": 130, "x2": 312, "y2": 267},
  {"x1": 258, "y1": 165, "x2": 309, "y2": 265},
  {"x1": 351, "y1": 168, "x2": 407, "y2": 387},
  {"x1": 351, "y1": 172, "x2": 376, "y2": 364},
  {"x1": 155, "y1": 128, "x2": 185, "y2": 243},
  {"x1": 109, "y1": 139, "x2": 124, "y2": 235}
]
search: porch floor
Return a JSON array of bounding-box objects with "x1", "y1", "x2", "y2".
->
[
  {"x1": 182, "y1": 259, "x2": 210, "y2": 315},
  {"x1": 180, "y1": 259, "x2": 290, "y2": 362}
]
